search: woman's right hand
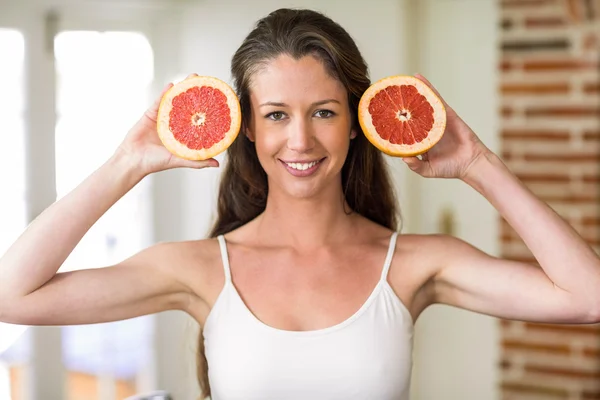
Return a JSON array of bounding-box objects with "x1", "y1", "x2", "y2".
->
[{"x1": 115, "y1": 74, "x2": 220, "y2": 176}]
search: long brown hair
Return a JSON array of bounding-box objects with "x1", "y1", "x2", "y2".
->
[{"x1": 198, "y1": 8, "x2": 399, "y2": 398}]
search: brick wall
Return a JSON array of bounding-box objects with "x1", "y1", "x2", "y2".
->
[{"x1": 499, "y1": 0, "x2": 600, "y2": 398}]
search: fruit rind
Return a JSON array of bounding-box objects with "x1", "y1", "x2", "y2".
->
[{"x1": 358, "y1": 75, "x2": 446, "y2": 157}]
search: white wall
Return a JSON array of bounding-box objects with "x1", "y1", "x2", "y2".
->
[{"x1": 410, "y1": 1, "x2": 500, "y2": 399}]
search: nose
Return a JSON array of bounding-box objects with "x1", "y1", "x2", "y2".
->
[{"x1": 286, "y1": 118, "x2": 315, "y2": 152}]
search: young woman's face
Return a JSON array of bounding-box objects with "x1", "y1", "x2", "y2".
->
[{"x1": 247, "y1": 54, "x2": 356, "y2": 200}]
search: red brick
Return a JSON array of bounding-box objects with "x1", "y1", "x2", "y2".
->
[
  {"x1": 583, "y1": 217, "x2": 600, "y2": 226},
  {"x1": 583, "y1": 174, "x2": 600, "y2": 183},
  {"x1": 524, "y1": 17, "x2": 567, "y2": 27},
  {"x1": 584, "y1": 131, "x2": 600, "y2": 140},
  {"x1": 502, "y1": 106, "x2": 515, "y2": 117},
  {"x1": 500, "y1": 60, "x2": 516, "y2": 71},
  {"x1": 523, "y1": 60, "x2": 599, "y2": 71},
  {"x1": 501, "y1": 255, "x2": 539, "y2": 265},
  {"x1": 500, "y1": 358, "x2": 511, "y2": 370},
  {"x1": 525, "y1": 365, "x2": 600, "y2": 379},
  {"x1": 584, "y1": 82, "x2": 600, "y2": 93},
  {"x1": 544, "y1": 195, "x2": 597, "y2": 203},
  {"x1": 515, "y1": 173, "x2": 571, "y2": 182},
  {"x1": 525, "y1": 106, "x2": 600, "y2": 118},
  {"x1": 501, "y1": 0, "x2": 558, "y2": 7},
  {"x1": 566, "y1": 0, "x2": 586, "y2": 22},
  {"x1": 501, "y1": 129, "x2": 571, "y2": 141},
  {"x1": 583, "y1": 32, "x2": 599, "y2": 51},
  {"x1": 582, "y1": 225, "x2": 600, "y2": 242},
  {"x1": 501, "y1": 234, "x2": 514, "y2": 244},
  {"x1": 501, "y1": 382, "x2": 568, "y2": 398},
  {"x1": 501, "y1": 83, "x2": 570, "y2": 94},
  {"x1": 593, "y1": 0, "x2": 600, "y2": 21},
  {"x1": 525, "y1": 323, "x2": 600, "y2": 336},
  {"x1": 584, "y1": 348, "x2": 600, "y2": 358},
  {"x1": 521, "y1": 153, "x2": 600, "y2": 162},
  {"x1": 582, "y1": 392, "x2": 600, "y2": 400},
  {"x1": 502, "y1": 339, "x2": 571, "y2": 355}
]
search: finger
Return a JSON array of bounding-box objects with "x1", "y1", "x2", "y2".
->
[
  {"x1": 402, "y1": 156, "x2": 429, "y2": 176},
  {"x1": 414, "y1": 74, "x2": 440, "y2": 97},
  {"x1": 147, "y1": 83, "x2": 174, "y2": 117},
  {"x1": 185, "y1": 73, "x2": 199, "y2": 80},
  {"x1": 178, "y1": 157, "x2": 220, "y2": 169},
  {"x1": 414, "y1": 74, "x2": 449, "y2": 108}
]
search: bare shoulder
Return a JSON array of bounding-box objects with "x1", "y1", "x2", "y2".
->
[
  {"x1": 144, "y1": 238, "x2": 220, "y2": 277},
  {"x1": 389, "y1": 233, "x2": 476, "y2": 279},
  {"x1": 387, "y1": 233, "x2": 471, "y2": 319},
  {"x1": 142, "y1": 238, "x2": 226, "y2": 319}
]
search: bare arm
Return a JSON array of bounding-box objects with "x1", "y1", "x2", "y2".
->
[
  {"x1": 0, "y1": 242, "x2": 192, "y2": 326},
  {"x1": 431, "y1": 153, "x2": 600, "y2": 324},
  {"x1": 403, "y1": 74, "x2": 600, "y2": 324},
  {"x1": 0, "y1": 76, "x2": 217, "y2": 325},
  {"x1": 1, "y1": 153, "x2": 142, "y2": 301}
]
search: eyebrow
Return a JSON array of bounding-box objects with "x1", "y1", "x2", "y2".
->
[{"x1": 259, "y1": 99, "x2": 341, "y2": 108}]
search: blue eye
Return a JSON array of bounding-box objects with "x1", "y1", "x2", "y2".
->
[
  {"x1": 315, "y1": 110, "x2": 335, "y2": 118},
  {"x1": 266, "y1": 111, "x2": 285, "y2": 121}
]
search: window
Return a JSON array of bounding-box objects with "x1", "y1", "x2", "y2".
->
[
  {"x1": 0, "y1": 29, "x2": 26, "y2": 262},
  {"x1": 55, "y1": 30, "x2": 154, "y2": 270},
  {"x1": 0, "y1": 28, "x2": 27, "y2": 400},
  {"x1": 54, "y1": 30, "x2": 155, "y2": 399},
  {"x1": 0, "y1": 28, "x2": 157, "y2": 400}
]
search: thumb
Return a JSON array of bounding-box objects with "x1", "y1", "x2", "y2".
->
[
  {"x1": 145, "y1": 83, "x2": 174, "y2": 122},
  {"x1": 402, "y1": 156, "x2": 430, "y2": 176},
  {"x1": 171, "y1": 157, "x2": 220, "y2": 170}
]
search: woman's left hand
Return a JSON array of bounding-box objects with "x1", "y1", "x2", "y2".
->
[{"x1": 401, "y1": 74, "x2": 490, "y2": 179}]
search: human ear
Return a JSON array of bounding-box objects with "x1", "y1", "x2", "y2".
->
[
  {"x1": 246, "y1": 127, "x2": 255, "y2": 142},
  {"x1": 244, "y1": 119, "x2": 256, "y2": 142}
]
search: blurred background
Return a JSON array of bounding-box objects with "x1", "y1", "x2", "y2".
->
[{"x1": 0, "y1": 0, "x2": 597, "y2": 398}]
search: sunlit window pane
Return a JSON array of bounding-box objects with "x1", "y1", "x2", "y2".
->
[
  {"x1": 0, "y1": 28, "x2": 26, "y2": 258},
  {"x1": 0, "y1": 28, "x2": 27, "y2": 400},
  {"x1": 54, "y1": 30, "x2": 153, "y2": 270},
  {"x1": 54, "y1": 30, "x2": 154, "y2": 399}
]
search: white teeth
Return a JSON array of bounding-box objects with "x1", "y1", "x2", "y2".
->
[{"x1": 286, "y1": 161, "x2": 319, "y2": 171}]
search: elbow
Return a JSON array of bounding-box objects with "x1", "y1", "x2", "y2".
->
[
  {"x1": 563, "y1": 294, "x2": 600, "y2": 324},
  {"x1": 578, "y1": 293, "x2": 600, "y2": 324},
  {"x1": 588, "y1": 301, "x2": 600, "y2": 324}
]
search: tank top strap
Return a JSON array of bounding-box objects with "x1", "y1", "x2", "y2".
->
[
  {"x1": 380, "y1": 231, "x2": 399, "y2": 281},
  {"x1": 217, "y1": 235, "x2": 232, "y2": 282}
]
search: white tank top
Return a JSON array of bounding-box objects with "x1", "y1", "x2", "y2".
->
[{"x1": 203, "y1": 232, "x2": 413, "y2": 400}]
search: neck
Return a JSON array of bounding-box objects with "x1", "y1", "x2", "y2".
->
[{"x1": 255, "y1": 182, "x2": 357, "y2": 248}]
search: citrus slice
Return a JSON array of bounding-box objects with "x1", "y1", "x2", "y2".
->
[
  {"x1": 358, "y1": 75, "x2": 446, "y2": 157},
  {"x1": 157, "y1": 76, "x2": 241, "y2": 160}
]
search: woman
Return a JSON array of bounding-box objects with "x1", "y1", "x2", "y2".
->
[{"x1": 1, "y1": 8, "x2": 599, "y2": 400}]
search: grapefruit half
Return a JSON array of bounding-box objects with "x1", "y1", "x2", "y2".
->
[
  {"x1": 157, "y1": 76, "x2": 241, "y2": 160},
  {"x1": 358, "y1": 75, "x2": 446, "y2": 157}
]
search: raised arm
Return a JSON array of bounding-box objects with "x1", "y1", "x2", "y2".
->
[
  {"x1": 403, "y1": 75, "x2": 600, "y2": 324},
  {"x1": 0, "y1": 76, "x2": 218, "y2": 325}
]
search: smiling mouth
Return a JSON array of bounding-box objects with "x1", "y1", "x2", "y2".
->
[{"x1": 283, "y1": 160, "x2": 320, "y2": 171}]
